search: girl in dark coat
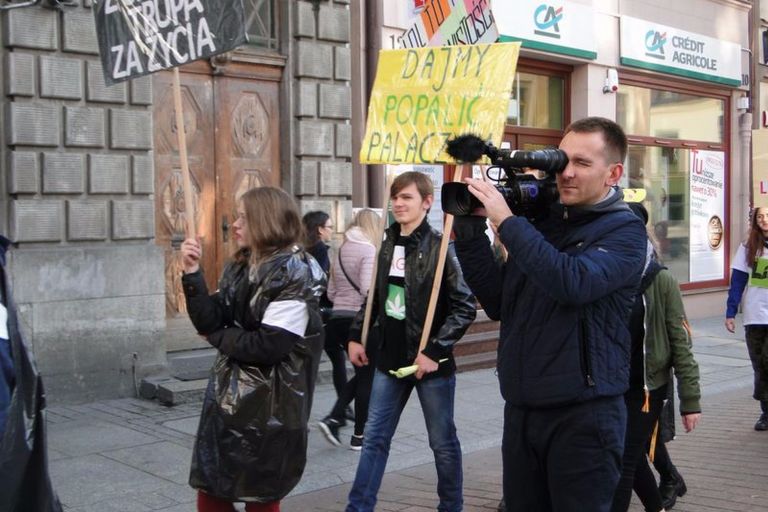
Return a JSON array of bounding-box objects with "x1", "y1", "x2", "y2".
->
[
  {"x1": 180, "y1": 187, "x2": 325, "y2": 512},
  {"x1": 302, "y1": 210, "x2": 333, "y2": 273}
]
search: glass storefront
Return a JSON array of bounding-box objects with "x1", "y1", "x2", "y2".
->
[
  {"x1": 617, "y1": 83, "x2": 727, "y2": 286},
  {"x1": 507, "y1": 72, "x2": 565, "y2": 130}
]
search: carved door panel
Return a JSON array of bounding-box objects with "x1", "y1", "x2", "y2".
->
[
  {"x1": 153, "y1": 72, "x2": 217, "y2": 319},
  {"x1": 213, "y1": 77, "x2": 281, "y2": 274}
]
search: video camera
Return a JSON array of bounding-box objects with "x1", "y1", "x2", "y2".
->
[{"x1": 442, "y1": 134, "x2": 569, "y2": 220}]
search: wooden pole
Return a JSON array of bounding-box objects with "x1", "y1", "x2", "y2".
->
[
  {"x1": 360, "y1": 175, "x2": 394, "y2": 348},
  {"x1": 172, "y1": 67, "x2": 196, "y2": 239},
  {"x1": 417, "y1": 164, "x2": 465, "y2": 353}
]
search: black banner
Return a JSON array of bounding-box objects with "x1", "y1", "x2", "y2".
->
[{"x1": 93, "y1": 0, "x2": 248, "y2": 85}]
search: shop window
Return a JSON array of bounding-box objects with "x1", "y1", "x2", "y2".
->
[
  {"x1": 244, "y1": 0, "x2": 278, "y2": 50},
  {"x1": 618, "y1": 82, "x2": 728, "y2": 287},
  {"x1": 507, "y1": 72, "x2": 565, "y2": 130},
  {"x1": 617, "y1": 85, "x2": 724, "y2": 143}
]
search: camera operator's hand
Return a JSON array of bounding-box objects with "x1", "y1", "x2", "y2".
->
[{"x1": 464, "y1": 177, "x2": 514, "y2": 228}]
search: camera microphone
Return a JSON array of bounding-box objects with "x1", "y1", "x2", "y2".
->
[{"x1": 445, "y1": 134, "x2": 492, "y2": 162}]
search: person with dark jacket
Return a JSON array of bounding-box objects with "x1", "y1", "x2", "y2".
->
[
  {"x1": 303, "y1": 210, "x2": 333, "y2": 273},
  {"x1": 0, "y1": 236, "x2": 63, "y2": 512},
  {"x1": 453, "y1": 117, "x2": 647, "y2": 512},
  {"x1": 610, "y1": 203, "x2": 701, "y2": 512},
  {"x1": 344, "y1": 172, "x2": 476, "y2": 512},
  {"x1": 180, "y1": 187, "x2": 325, "y2": 512}
]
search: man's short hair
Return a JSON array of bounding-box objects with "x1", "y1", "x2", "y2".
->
[
  {"x1": 391, "y1": 171, "x2": 433, "y2": 199},
  {"x1": 564, "y1": 117, "x2": 628, "y2": 164}
]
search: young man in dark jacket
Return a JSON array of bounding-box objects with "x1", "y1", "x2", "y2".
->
[
  {"x1": 453, "y1": 117, "x2": 647, "y2": 512},
  {"x1": 344, "y1": 172, "x2": 476, "y2": 512}
]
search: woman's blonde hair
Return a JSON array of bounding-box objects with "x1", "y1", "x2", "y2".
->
[
  {"x1": 237, "y1": 187, "x2": 303, "y2": 265},
  {"x1": 348, "y1": 208, "x2": 383, "y2": 249}
]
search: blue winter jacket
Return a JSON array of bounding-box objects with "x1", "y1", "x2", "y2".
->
[{"x1": 454, "y1": 191, "x2": 647, "y2": 407}]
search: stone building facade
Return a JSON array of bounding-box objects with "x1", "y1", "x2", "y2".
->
[{"x1": 0, "y1": 0, "x2": 354, "y2": 403}]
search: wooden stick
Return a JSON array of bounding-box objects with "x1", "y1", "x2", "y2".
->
[
  {"x1": 417, "y1": 164, "x2": 465, "y2": 353},
  {"x1": 172, "y1": 67, "x2": 196, "y2": 239},
  {"x1": 360, "y1": 175, "x2": 394, "y2": 347}
]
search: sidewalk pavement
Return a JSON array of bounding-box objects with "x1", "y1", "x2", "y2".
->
[{"x1": 44, "y1": 315, "x2": 765, "y2": 511}]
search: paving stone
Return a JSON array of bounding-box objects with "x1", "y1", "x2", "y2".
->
[
  {"x1": 49, "y1": 454, "x2": 169, "y2": 508},
  {"x1": 48, "y1": 420, "x2": 160, "y2": 457},
  {"x1": 102, "y1": 441, "x2": 192, "y2": 485}
]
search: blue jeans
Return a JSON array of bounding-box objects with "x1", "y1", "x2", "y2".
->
[{"x1": 346, "y1": 370, "x2": 463, "y2": 512}]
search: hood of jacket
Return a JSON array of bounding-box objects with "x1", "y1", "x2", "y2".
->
[
  {"x1": 551, "y1": 187, "x2": 633, "y2": 223},
  {"x1": 345, "y1": 226, "x2": 375, "y2": 247}
]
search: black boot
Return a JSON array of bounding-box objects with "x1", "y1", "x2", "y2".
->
[
  {"x1": 659, "y1": 466, "x2": 687, "y2": 509},
  {"x1": 756, "y1": 401, "x2": 768, "y2": 431}
]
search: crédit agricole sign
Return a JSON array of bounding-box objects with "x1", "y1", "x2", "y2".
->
[{"x1": 620, "y1": 16, "x2": 741, "y2": 87}]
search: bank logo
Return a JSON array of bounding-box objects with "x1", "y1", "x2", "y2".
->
[
  {"x1": 645, "y1": 30, "x2": 667, "y2": 60},
  {"x1": 534, "y1": 4, "x2": 563, "y2": 39}
]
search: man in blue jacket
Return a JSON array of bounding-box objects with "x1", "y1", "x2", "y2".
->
[{"x1": 453, "y1": 117, "x2": 647, "y2": 512}]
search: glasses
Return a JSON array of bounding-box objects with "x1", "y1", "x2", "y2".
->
[{"x1": 323, "y1": 224, "x2": 333, "y2": 230}]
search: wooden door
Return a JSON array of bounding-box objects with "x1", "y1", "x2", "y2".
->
[
  {"x1": 153, "y1": 72, "x2": 217, "y2": 318},
  {"x1": 154, "y1": 67, "x2": 282, "y2": 351},
  {"x1": 213, "y1": 76, "x2": 281, "y2": 273}
]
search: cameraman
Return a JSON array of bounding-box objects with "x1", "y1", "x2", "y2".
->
[{"x1": 453, "y1": 117, "x2": 646, "y2": 512}]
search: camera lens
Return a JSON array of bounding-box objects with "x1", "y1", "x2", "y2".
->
[{"x1": 442, "y1": 183, "x2": 482, "y2": 216}]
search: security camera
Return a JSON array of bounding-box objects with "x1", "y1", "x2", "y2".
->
[{"x1": 603, "y1": 69, "x2": 619, "y2": 94}]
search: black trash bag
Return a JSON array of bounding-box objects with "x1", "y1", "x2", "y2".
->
[
  {"x1": 189, "y1": 330, "x2": 323, "y2": 502},
  {"x1": 0, "y1": 238, "x2": 63, "y2": 512}
]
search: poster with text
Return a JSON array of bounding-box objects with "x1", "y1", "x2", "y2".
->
[
  {"x1": 752, "y1": 130, "x2": 768, "y2": 208},
  {"x1": 399, "y1": 0, "x2": 498, "y2": 49},
  {"x1": 689, "y1": 149, "x2": 725, "y2": 282},
  {"x1": 360, "y1": 42, "x2": 520, "y2": 165},
  {"x1": 93, "y1": 0, "x2": 247, "y2": 85}
]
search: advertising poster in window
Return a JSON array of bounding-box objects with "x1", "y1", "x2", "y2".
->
[
  {"x1": 689, "y1": 150, "x2": 725, "y2": 282},
  {"x1": 752, "y1": 130, "x2": 768, "y2": 208}
]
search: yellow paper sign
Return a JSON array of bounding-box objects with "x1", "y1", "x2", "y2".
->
[
  {"x1": 623, "y1": 189, "x2": 647, "y2": 203},
  {"x1": 360, "y1": 42, "x2": 521, "y2": 165}
]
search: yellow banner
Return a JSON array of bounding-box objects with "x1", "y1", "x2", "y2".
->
[
  {"x1": 753, "y1": 129, "x2": 768, "y2": 208},
  {"x1": 360, "y1": 42, "x2": 520, "y2": 164}
]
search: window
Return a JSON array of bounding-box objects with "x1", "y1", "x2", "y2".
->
[
  {"x1": 617, "y1": 85, "x2": 724, "y2": 143},
  {"x1": 507, "y1": 72, "x2": 565, "y2": 130},
  {"x1": 244, "y1": 0, "x2": 278, "y2": 50},
  {"x1": 617, "y1": 78, "x2": 728, "y2": 287}
]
